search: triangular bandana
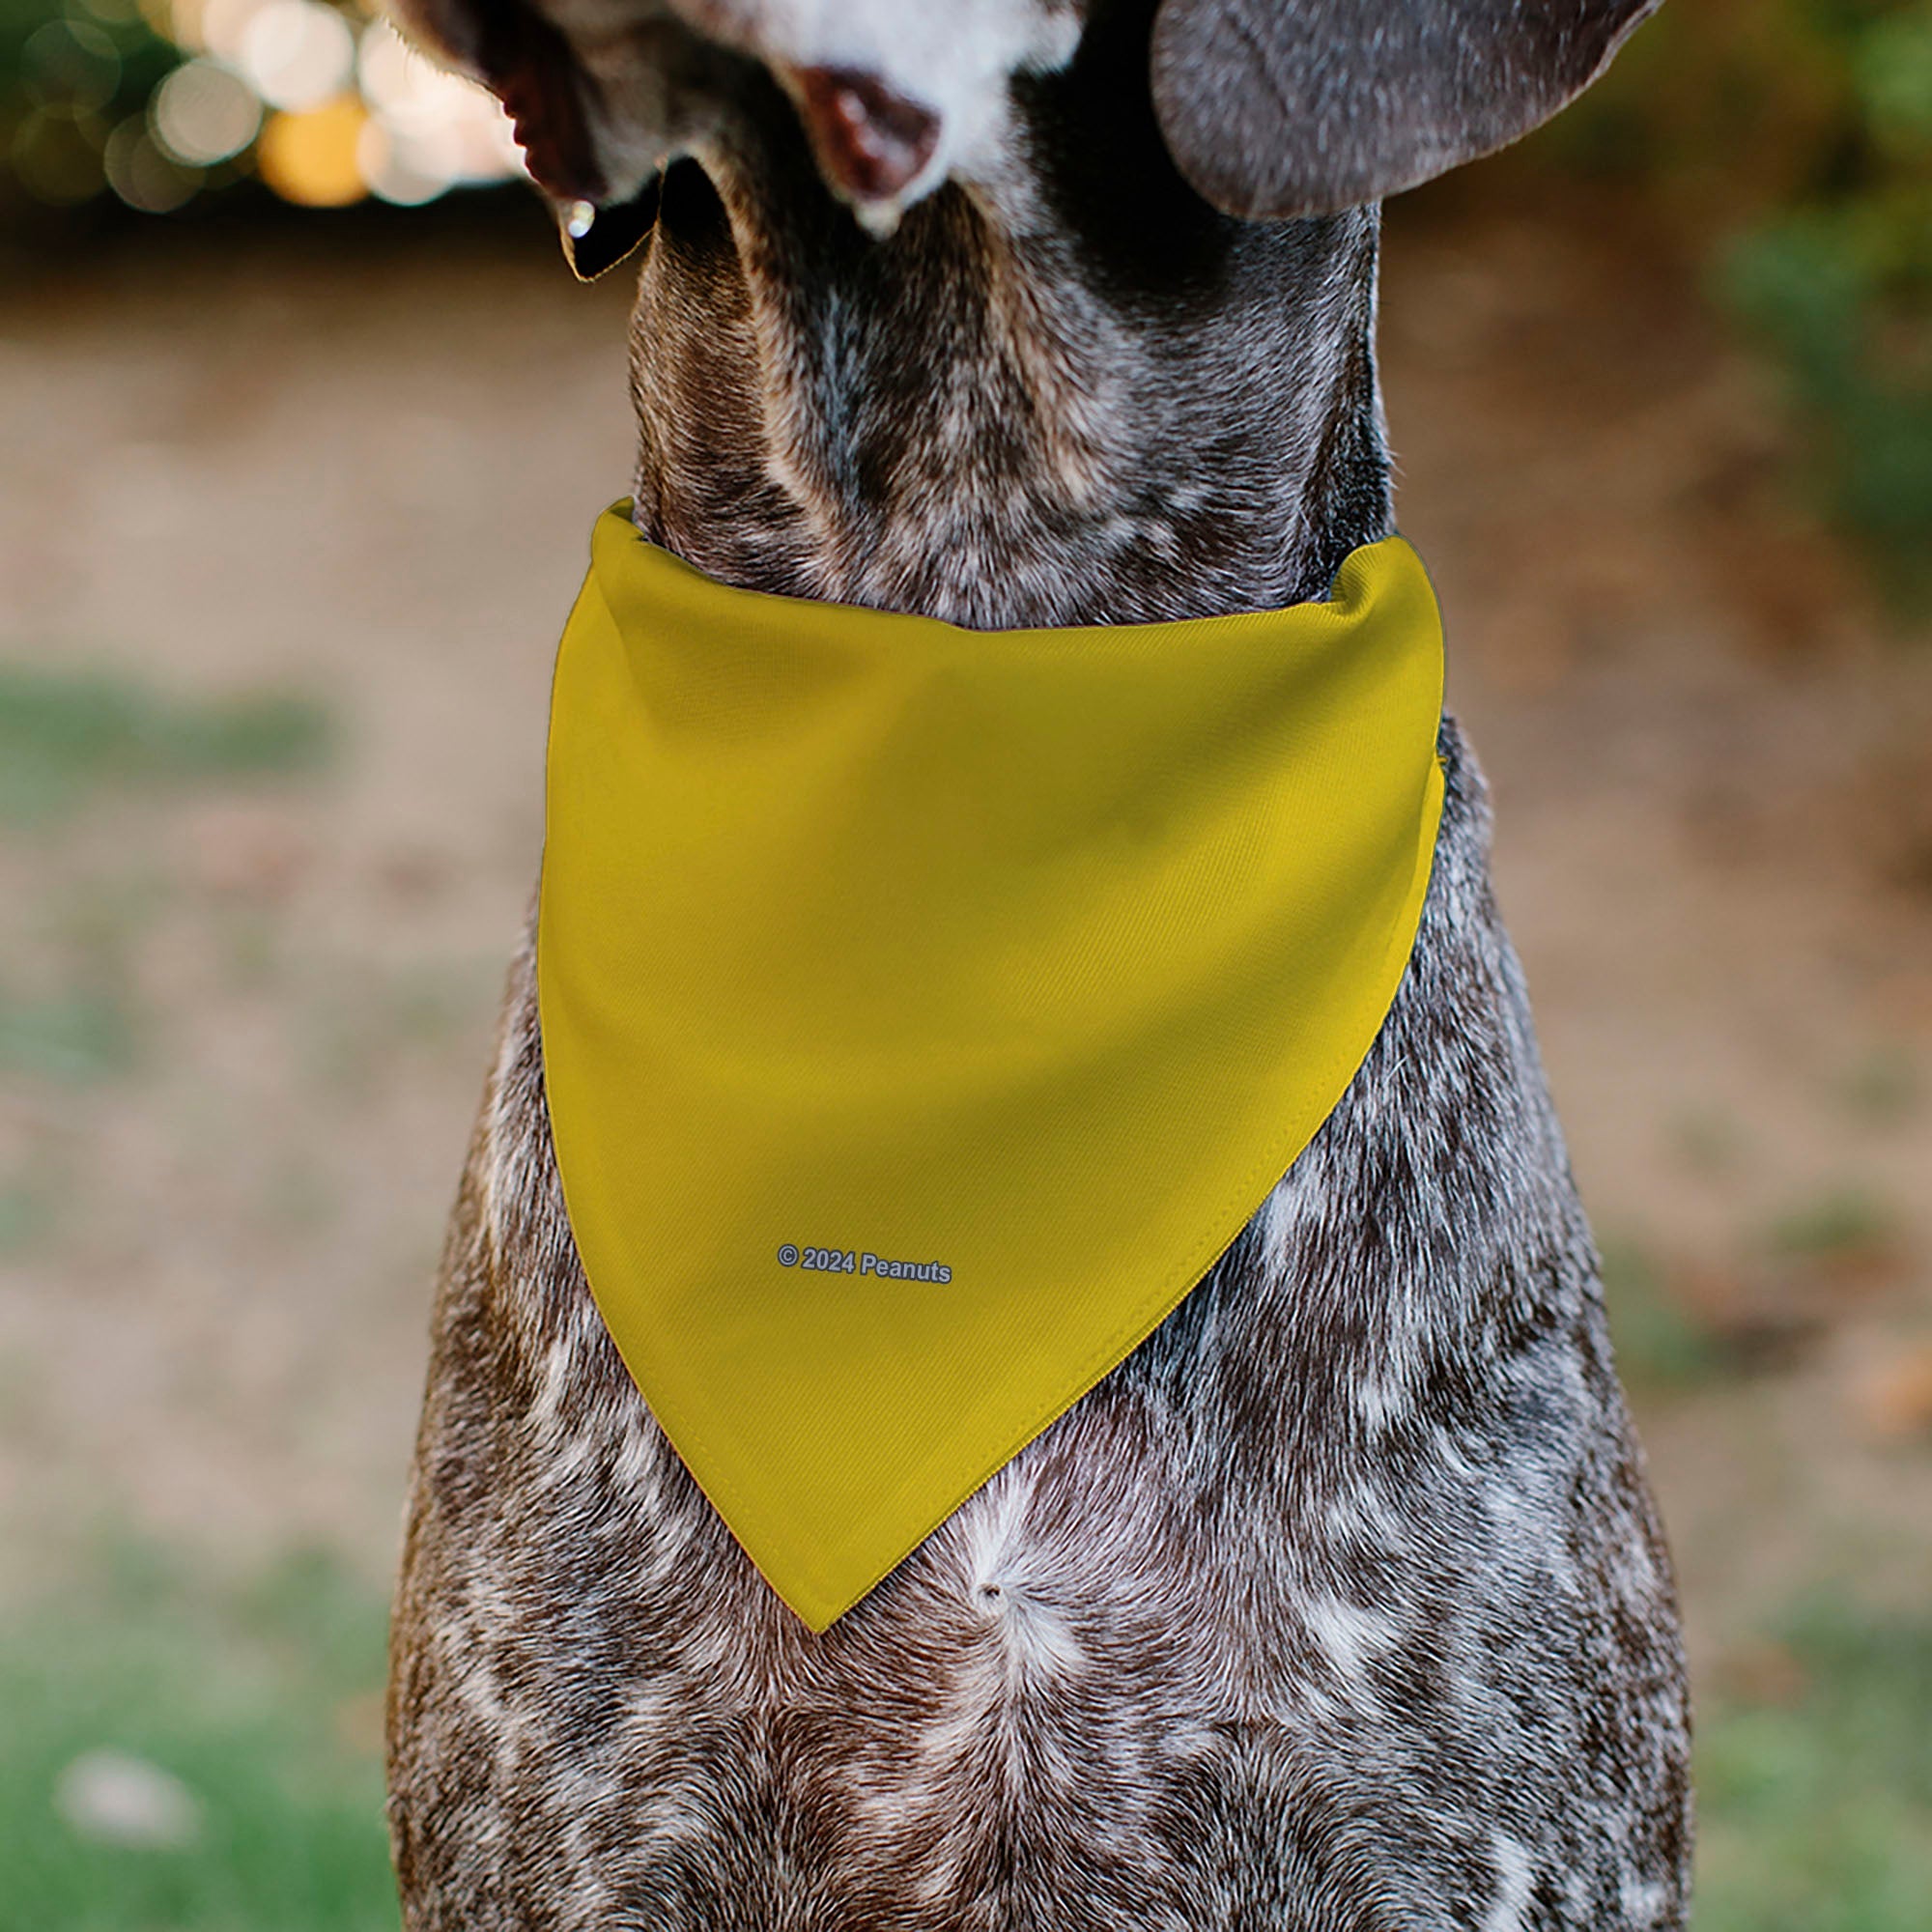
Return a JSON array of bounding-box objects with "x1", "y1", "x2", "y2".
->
[{"x1": 538, "y1": 501, "x2": 1446, "y2": 1630}]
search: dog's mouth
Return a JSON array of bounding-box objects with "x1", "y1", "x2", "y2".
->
[
  {"x1": 396, "y1": 0, "x2": 666, "y2": 276},
  {"x1": 394, "y1": 0, "x2": 950, "y2": 274},
  {"x1": 415, "y1": 0, "x2": 593, "y2": 192},
  {"x1": 549, "y1": 65, "x2": 939, "y2": 278}
]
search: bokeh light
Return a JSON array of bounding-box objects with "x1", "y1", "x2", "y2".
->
[
  {"x1": 23, "y1": 18, "x2": 123, "y2": 112},
  {"x1": 254, "y1": 91, "x2": 364, "y2": 205},
  {"x1": 12, "y1": 100, "x2": 108, "y2": 205},
  {"x1": 5, "y1": 0, "x2": 526, "y2": 213},
  {"x1": 355, "y1": 17, "x2": 523, "y2": 203},
  {"x1": 236, "y1": 0, "x2": 355, "y2": 112},
  {"x1": 151, "y1": 57, "x2": 259, "y2": 165},
  {"x1": 103, "y1": 111, "x2": 201, "y2": 209}
]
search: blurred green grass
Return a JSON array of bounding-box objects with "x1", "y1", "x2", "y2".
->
[
  {"x1": 3, "y1": 1539, "x2": 1929, "y2": 1927},
  {"x1": 1601, "y1": 1164, "x2": 1914, "y2": 1397},
  {"x1": 0, "y1": 1542, "x2": 398, "y2": 1932},
  {"x1": 1602, "y1": 1233, "x2": 1729, "y2": 1392},
  {"x1": 0, "y1": 986, "x2": 140, "y2": 1083},
  {"x1": 0, "y1": 662, "x2": 335, "y2": 1116},
  {"x1": 1696, "y1": 1598, "x2": 1932, "y2": 1932},
  {"x1": 0, "y1": 663, "x2": 333, "y2": 828}
]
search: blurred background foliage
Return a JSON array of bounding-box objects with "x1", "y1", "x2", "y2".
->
[
  {"x1": 0, "y1": 0, "x2": 517, "y2": 222},
  {"x1": 1552, "y1": 0, "x2": 1932, "y2": 598},
  {"x1": 6, "y1": 0, "x2": 1930, "y2": 589}
]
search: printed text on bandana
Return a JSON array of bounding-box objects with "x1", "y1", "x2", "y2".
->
[{"x1": 780, "y1": 1245, "x2": 954, "y2": 1283}]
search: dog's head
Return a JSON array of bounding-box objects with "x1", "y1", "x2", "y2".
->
[{"x1": 389, "y1": 0, "x2": 1661, "y2": 270}]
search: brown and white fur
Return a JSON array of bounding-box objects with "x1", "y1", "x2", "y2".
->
[{"x1": 382, "y1": 1, "x2": 1694, "y2": 1925}]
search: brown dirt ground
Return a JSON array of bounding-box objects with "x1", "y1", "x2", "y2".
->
[{"x1": 2, "y1": 186, "x2": 1929, "y2": 1686}]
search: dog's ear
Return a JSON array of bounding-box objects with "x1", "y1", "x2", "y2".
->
[{"x1": 1149, "y1": 0, "x2": 1663, "y2": 220}]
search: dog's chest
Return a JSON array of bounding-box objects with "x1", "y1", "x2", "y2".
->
[{"x1": 388, "y1": 723, "x2": 1690, "y2": 1931}]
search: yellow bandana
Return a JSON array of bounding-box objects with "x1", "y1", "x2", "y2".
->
[{"x1": 538, "y1": 501, "x2": 1446, "y2": 1631}]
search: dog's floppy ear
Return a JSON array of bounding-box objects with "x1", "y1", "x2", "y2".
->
[{"x1": 1150, "y1": 0, "x2": 1663, "y2": 220}]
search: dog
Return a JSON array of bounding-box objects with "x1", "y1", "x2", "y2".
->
[{"x1": 383, "y1": 1, "x2": 1694, "y2": 1925}]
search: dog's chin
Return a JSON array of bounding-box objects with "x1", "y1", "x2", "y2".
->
[{"x1": 545, "y1": 102, "x2": 934, "y2": 284}]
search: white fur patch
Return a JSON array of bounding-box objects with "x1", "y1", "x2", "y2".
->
[
  {"x1": 1482, "y1": 1832, "x2": 1535, "y2": 1932},
  {"x1": 1304, "y1": 1595, "x2": 1400, "y2": 1686}
]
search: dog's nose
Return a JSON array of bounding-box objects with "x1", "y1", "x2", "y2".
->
[{"x1": 790, "y1": 66, "x2": 940, "y2": 204}]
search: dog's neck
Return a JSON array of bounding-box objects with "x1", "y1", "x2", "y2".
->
[{"x1": 620, "y1": 23, "x2": 1393, "y2": 630}]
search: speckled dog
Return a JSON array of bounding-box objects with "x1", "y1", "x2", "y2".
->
[{"x1": 383, "y1": 0, "x2": 1693, "y2": 1924}]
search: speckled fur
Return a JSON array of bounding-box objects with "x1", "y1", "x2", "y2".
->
[{"x1": 385, "y1": 0, "x2": 1692, "y2": 1923}]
